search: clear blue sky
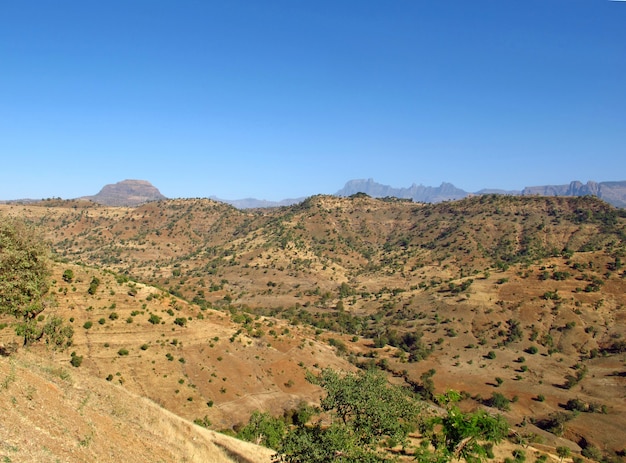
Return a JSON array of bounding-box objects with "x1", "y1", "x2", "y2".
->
[{"x1": 1, "y1": 1, "x2": 625, "y2": 201}]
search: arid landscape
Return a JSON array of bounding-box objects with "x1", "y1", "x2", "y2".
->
[{"x1": 2, "y1": 191, "x2": 626, "y2": 462}]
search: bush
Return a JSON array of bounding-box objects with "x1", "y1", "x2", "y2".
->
[
  {"x1": 486, "y1": 392, "x2": 510, "y2": 411},
  {"x1": 70, "y1": 352, "x2": 83, "y2": 367},
  {"x1": 581, "y1": 445, "x2": 603, "y2": 461},
  {"x1": 148, "y1": 314, "x2": 161, "y2": 325},
  {"x1": 513, "y1": 449, "x2": 526, "y2": 463},
  {"x1": 83, "y1": 321, "x2": 93, "y2": 329},
  {"x1": 87, "y1": 277, "x2": 100, "y2": 295},
  {"x1": 118, "y1": 348, "x2": 129, "y2": 356},
  {"x1": 62, "y1": 269, "x2": 74, "y2": 283},
  {"x1": 194, "y1": 415, "x2": 211, "y2": 428}
]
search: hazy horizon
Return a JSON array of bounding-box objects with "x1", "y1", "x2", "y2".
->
[{"x1": 3, "y1": 176, "x2": 626, "y2": 203}]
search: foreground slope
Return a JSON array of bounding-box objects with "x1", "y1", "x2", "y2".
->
[
  {"x1": 0, "y1": 262, "x2": 356, "y2": 430},
  {"x1": 0, "y1": 350, "x2": 274, "y2": 463}
]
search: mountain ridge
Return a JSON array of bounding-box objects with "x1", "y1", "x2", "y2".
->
[
  {"x1": 187, "y1": 178, "x2": 626, "y2": 209},
  {"x1": 3, "y1": 178, "x2": 626, "y2": 208},
  {"x1": 336, "y1": 178, "x2": 626, "y2": 208}
]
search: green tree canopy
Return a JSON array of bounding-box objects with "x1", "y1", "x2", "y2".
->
[
  {"x1": 417, "y1": 390, "x2": 509, "y2": 463},
  {"x1": 0, "y1": 218, "x2": 52, "y2": 344},
  {"x1": 274, "y1": 368, "x2": 419, "y2": 463}
]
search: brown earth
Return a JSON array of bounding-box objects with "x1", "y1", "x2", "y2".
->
[{"x1": 1, "y1": 194, "x2": 625, "y2": 461}]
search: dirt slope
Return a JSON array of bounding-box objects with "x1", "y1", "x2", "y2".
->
[{"x1": 0, "y1": 350, "x2": 274, "y2": 463}]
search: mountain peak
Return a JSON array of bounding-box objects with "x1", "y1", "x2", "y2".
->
[{"x1": 81, "y1": 179, "x2": 167, "y2": 207}]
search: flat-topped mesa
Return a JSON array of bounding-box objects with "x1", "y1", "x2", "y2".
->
[{"x1": 81, "y1": 179, "x2": 167, "y2": 207}]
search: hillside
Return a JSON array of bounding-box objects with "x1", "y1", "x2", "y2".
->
[
  {"x1": 0, "y1": 349, "x2": 274, "y2": 463},
  {"x1": 1, "y1": 194, "x2": 626, "y2": 461}
]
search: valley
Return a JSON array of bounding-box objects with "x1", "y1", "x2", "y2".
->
[{"x1": 1, "y1": 193, "x2": 625, "y2": 462}]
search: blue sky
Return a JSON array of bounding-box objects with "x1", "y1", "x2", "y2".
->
[{"x1": 1, "y1": 1, "x2": 625, "y2": 201}]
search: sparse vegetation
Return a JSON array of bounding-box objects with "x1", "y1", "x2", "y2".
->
[{"x1": 2, "y1": 193, "x2": 626, "y2": 460}]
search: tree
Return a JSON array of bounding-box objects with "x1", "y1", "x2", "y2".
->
[
  {"x1": 274, "y1": 368, "x2": 419, "y2": 463},
  {"x1": 0, "y1": 218, "x2": 51, "y2": 345},
  {"x1": 237, "y1": 411, "x2": 286, "y2": 449},
  {"x1": 556, "y1": 446, "x2": 571, "y2": 463},
  {"x1": 417, "y1": 390, "x2": 509, "y2": 463}
]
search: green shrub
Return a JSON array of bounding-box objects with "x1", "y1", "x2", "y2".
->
[
  {"x1": 87, "y1": 277, "x2": 100, "y2": 295},
  {"x1": 526, "y1": 345, "x2": 539, "y2": 354},
  {"x1": 70, "y1": 352, "x2": 83, "y2": 368},
  {"x1": 62, "y1": 269, "x2": 74, "y2": 283},
  {"x1": 118, "y1": 348, "x2": 129, "y2": 356},
  {"x1": 193, "y1": 415, "x2": 211, "y2": 428},
  {"x1": 486, "y1": 392, "x2": 510, "y2": 411}
]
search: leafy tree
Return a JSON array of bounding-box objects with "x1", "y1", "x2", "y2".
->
[
  {"x1": 0, "y1": 218, "x2": 52, "y2": 345},
  {"x1": 237, "y1": 411, "x2": 286, "y2": 449},
  {"x1": 556, "y1": 446, "x2": 571, "y2": 463},
  {"x1": 42, "y1": 315, "x2": 74, "y2": 348},
  {"x1": 417, "y1": 390, "x2": 509, "y2": 463},
  {"x1": 274, "y1": 368, "x2": 419, "y2": 462}
]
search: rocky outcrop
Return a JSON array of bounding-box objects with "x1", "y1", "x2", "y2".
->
[{"x1": 81, "y1": 180, "x2": 166, "y2": 207}]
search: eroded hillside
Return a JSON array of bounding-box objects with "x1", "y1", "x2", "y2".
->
[{"x1": 1, "y1": 194, "x2": 625, "y2": 460}]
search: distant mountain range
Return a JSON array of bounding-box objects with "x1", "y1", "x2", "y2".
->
[
  {"x1": 339, "y1": 179, "x2": 626, "y2": 208},
  {"x1": 2, "y1": 178, "x2": 626, "y2": 208},
  {"x1": 336, "y1": 178, "x2": 626, "y2": 208},
  {"x1": 239, "y1": 178, "x2": 626, "y2": 209}
]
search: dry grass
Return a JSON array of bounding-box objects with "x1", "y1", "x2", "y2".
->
[{"x1": 0, "y1": 350, "x2": 274, "y2": 463}]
